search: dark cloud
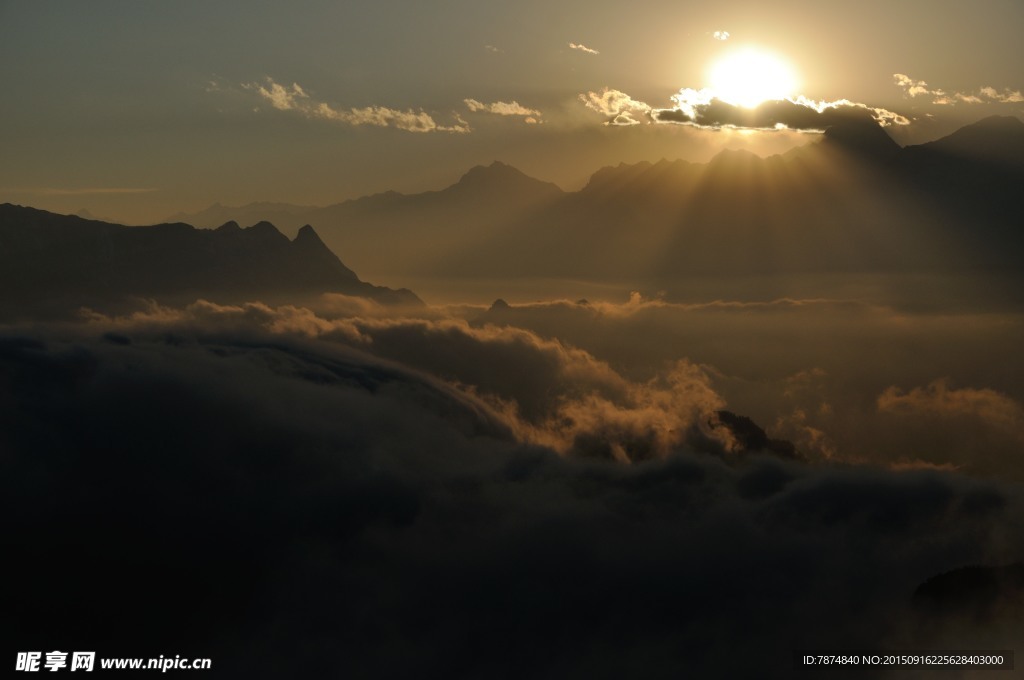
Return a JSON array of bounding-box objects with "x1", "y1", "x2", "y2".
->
[
  {"x1": 3, "y1": 313, "x2": 1024, "y2": 678},
  {"x1": 654, "y1": 96, "x2": 903, "y2": 131},
  {"x1": 581, "y1": 86, "x2": 910, "y2": 131},
  {"x1": 650, "y1": 107, "x2": 691, "y2": 123}
]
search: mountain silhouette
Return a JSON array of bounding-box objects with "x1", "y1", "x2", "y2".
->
[
  {"x1": 165, "y1": 116, "x2": 1024, "y2": 306},
  {"x1": 909, "y1": 115, "x2": 1024, "y2": 167},
  {"x1": 819, "y1": 113, "x2": 902, "y2": 160},
  {"x1": 0, "y1": 204, "x2": 420, "y2": 320}
]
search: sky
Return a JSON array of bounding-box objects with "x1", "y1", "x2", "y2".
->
[{"x1": 1, "y1": 0, "x2": 1023, "y2": 223}]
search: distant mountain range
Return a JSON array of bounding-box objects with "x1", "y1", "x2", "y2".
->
[
  {"x1": 0, "y1": 204, "x2": 420, "y2": 320},
  {"x1": 167, "y1": 115, "x2": 1024, "y2": 303},
  {"x1": 168, "y1": 160, "x2": 566, "y2": 279},
  {"x1": 6, "y1": 115, "x2": 1021, "y2": 317}
]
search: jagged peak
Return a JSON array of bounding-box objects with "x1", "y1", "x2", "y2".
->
[
  {"x1": 293, "y1": 224, "x2": 327, "y2": 247},
  {"x1": 581, "y1": 160, "x2": 656, "y2": 190}
]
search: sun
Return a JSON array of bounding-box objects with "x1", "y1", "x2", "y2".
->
[{"x1": 708, "y1": 48, "x2": 798, "y2": 108}]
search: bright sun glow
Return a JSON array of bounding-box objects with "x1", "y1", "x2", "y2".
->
[{"x1": 708, "y1": 48, "x2": 798, "y2": 108}]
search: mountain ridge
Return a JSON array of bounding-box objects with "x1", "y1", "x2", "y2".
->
[
  {"x1": 0, "y1": 203, "x2": 421, "y2": 320},
  {"x1": 150, "y1": 115, "x2": 1024, "y2": 303},
  {"x1": 170, "y1": 115, "x2": 1023, "y2": 228}
]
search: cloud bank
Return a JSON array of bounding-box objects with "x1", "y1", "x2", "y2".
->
[
  {"x1": 4, "y1": 309, "x2": 1023, "y2": 677},
  {"x1": 470, "y1": 295, "x2": 1024, "y2": 480},
  {"x1": 79, "y1": 300, "x2": 734, "y2": 461}
]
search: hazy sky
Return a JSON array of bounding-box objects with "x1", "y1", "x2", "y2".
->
[{"x1": 2, "y1": 0, "x2": 1023, "y2": 223}]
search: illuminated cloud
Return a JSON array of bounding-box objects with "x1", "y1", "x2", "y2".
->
[
  {"x1": 86, "y1": 301, "x2": 730, "y2": 459},
  {"x1": 247, "y1": 79, "x2": 307, "y2": 110},
  {"x1": 878, "y1": 380, "x2": 1024, "y2": 436},
  {"x1": 569, "y1": 42, "x2": 599, "y2": 55},
  {"x1": 712, "y1": 30, "x2": 730, "y2": 41},
  {"x1": 894, "y1": 73, "x2": 1024, "y2": 106},
  {"x1": 929, "y1": 93, "x2": 984, "y2": 105},
  {"x1": 484, "y1": 44, "x2": 502, "y2": 53},
  {"x1": 661, "y1": 89, "x2": 909, "y2": 129},
  {"x1": 244, "y1": 78, "x2": 470, "y2": 133},
  {"x1": 579, "y1": 87, "x2": 653, "y2": 125},
  {"x1": 979, "y1": 86, "x2": 1024, "y2": 103},
  {"x1": 791, "y1": 95, "x2": 911, "y2": 127},
  {"x1": 877, "y1": 379, "x2": 1024, "y2": 473},
  {"x1": 893, "y1": 73, "x2": 933, "y2": 98},
  {"x1": 464, "y1": 98, "x2": 542, "y2": 118},
  {"x1": 582, "y1": 84, "x2": 908, "y2": 131}
]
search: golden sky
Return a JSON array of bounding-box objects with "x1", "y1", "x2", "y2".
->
[{"x1": 1, "y1": 0, "x2": 1022, "y2": 223}]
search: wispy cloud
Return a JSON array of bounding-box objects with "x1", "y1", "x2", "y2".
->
[
  {"x1": 484, "y1": 44, "x2": 502, "y2": 53},
  {"x1": 893, "y1": 73, "x2": 1023, "y2": 105},
  {"x1": 464, "y1": 98, "x2": 542, "y2": 124},
  {"x1": 712, "y1": 30, "x2": 730, "y2": 41},
  {"x1": 569, "y1": 42, "x2": 599, "y2": 55},
  {"x1": 879, "y1": 379, "x2": 1024, "y2": 432},
  {"x1": 979, "y1": 86, "x2": 1024, "y2": 103},
  {"x1": 464, "y1": 98, "x2": 542, "y2": 123},
  {"x1": 244, "y1": 78, "x2": 470, "y2": 133}
]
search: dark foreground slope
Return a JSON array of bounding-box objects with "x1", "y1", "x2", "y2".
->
[{"x1": 0, "y1": 204, "x2": 420, "y2": 319}]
